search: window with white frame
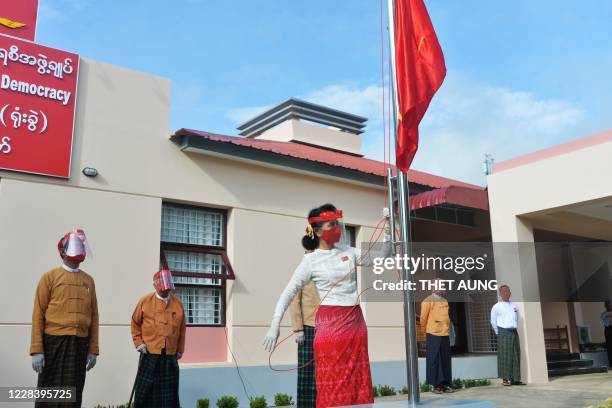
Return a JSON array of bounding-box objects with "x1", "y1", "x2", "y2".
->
[{"x1": 160, "y1": 203, "x2": 234, "y2": 326}]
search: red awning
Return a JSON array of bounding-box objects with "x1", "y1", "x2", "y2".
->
[{"x1": 409, "y1": 186, "x2": 489, "y2": 211}]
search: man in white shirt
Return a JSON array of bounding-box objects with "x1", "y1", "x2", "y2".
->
[
  {"x1": 601, "y1": 300, "x2": 612, "y2": 367},
  {"x1": 490, "y1": 284, "x2": 520, "y2": 385}
]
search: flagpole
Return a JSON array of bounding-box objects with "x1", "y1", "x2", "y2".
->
[{"x1": 386, "y1": 0, "x2": 420, "y2": 405}]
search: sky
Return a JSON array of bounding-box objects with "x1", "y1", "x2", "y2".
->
[{"x1": 35, "y1": 0, "x2": 612, "y2": 185}]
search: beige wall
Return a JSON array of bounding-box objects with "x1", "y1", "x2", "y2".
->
[
  {"x1": 0, "y1": 57, "x2": 410, "y2": 405},
  {"x1": 0, "y1": 178, "x2": 161, "y2": 406},
  {"x1": 487, "y1": 137, "x2": 612, "y2": 383}
]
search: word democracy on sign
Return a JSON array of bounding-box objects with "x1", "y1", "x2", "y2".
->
[{"x1": 1, "y1": 74, "x2": 72, "y2": 105}]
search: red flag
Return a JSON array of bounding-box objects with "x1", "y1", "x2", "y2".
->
[{"x1": 394, "y1": 0, "x2": 446, "y2": 171}]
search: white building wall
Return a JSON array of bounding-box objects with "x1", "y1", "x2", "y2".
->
[{"x1": 487, "y1": 135, "x2": 612, "y2": 384}]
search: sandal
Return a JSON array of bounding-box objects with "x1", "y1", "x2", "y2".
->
[
  {"x1": 502, "y1": 379, "x2": 511, "y2": 386},
  {"x1": 433, "y1": 387, "x2": 443, "y2": 394},
  {"x1": 443, "y1": 386, "x2": 454, "y2": 393}
]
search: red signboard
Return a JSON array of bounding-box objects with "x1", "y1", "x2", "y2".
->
[
  {"x1": 0, "y1": 34, "x2": 79, "y2": 178},
  {"x1": 0, "y1": 0, "x2": 39, "y2": 42}
]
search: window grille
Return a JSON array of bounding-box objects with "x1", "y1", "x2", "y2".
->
[
  {"x1": 174, "y1": 286, "x2": 222, "y2": 325},
  {"x1": 161, "y1": 203, "x2": 223, "y2": 246},
  {"x1": 466, "y1": 292, "x2": 498, "y2": 352},
  {"x1": 160, "y1": 203, "x2": 232, "y2": 326}
]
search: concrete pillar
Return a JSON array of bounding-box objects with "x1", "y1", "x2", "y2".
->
[{"x1": 490, "y1": 215, "x2": 549, "y2": 384}]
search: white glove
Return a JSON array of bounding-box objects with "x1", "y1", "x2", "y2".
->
[
  {"x1": 86, "y1": 353, "x2": 97, "y2": 371},
  {"x1": 136, "y1": 344, "x2": 148, "y2": 354},
  {"x1": 176, "y1": 352, "x2": 183, "y2": 360},
  {"x1": 32, "y1": 354, "x2": 45, "y2": 374},
  {"x1": 295, "y1": 331, "x2": 305, "y2": 345},
  {"x1": 263, "y1": 317, "x2": 281, "y2": 352}
]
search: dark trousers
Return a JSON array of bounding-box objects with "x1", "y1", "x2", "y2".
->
[
  {"x1": 606, "y1": 326, "x2": 612, "y2": 366},
  {"x1": 426, "y1": 333, "x2": 452, "y2": 387}
]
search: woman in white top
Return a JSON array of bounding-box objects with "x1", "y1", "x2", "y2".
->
[{"x1": 263, "y1": 204, "x2": 390, "y2": 407}]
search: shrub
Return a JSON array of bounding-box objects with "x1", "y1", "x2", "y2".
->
[
  {"x1": 420, "y1": 383, "x2": 432, "y2": 393},
  {"x1": 273, "y1": 393, "x2": 293, "y2": 406},
  {"x1": 401, "y1": 386, "x2": 408, "y2": 394},
  {"x1": 452, "y1": 378, "x2": 463, "y2": 389},
  {"x1": 378, "y1": 385, "x2": 396, "y2": 396},
  {"x1": 372, "y1": 386, "x2": 380, "y2": 397},
  {"x1": 249, "y1": 396, "x2": 267, "y2": 408},
  {"x1": 197, "y1": 398, "x2": 210, "y2": 408},
  {"x1": 93, "y1": 404, "x2": 134, "y2": 408},
  {"x1": 216, "y1": 396, "x2": 239, "y2": 408},
  {"x1": 464, "y1": 379, "x2": 478, "y2": 388}
]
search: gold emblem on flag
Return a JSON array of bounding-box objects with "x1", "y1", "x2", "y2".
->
[
  {"x1": 418, "y1": 36, "x2": 426, "y2": 52},
  {"x1": 0, "y1": 17, "x2": 27, "y2": 29}
]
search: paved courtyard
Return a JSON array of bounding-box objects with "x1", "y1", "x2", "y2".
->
[{"x1": 373, "y1": 372, "x2": 612, "y2": 408}]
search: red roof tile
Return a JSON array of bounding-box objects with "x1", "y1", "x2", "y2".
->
[
  {"x1": 410, "y1": 186, "x2": 489, "y2": 211},
  {"x1": 175, "y1": 129, "x2": 485, "y2": 190}
]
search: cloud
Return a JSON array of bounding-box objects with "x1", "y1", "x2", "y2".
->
[
  {"x1": 225, "y1": 84, "x2": 384, "y2": 125},
  {"x1": 173, "y1": 80, "x2": 206, "y2": 108},
  {"x1": 38, "y1": 0, "x2": 92, "y2": 22},
  {"x1": 415, "y1": 73, "x2": 585, "y2": 184},
  {"x1": 305, "y1": 84, "x2": 383, "y2": 120},
  {"x1": 225, "y1": 105, "x2": 273, "y2": 125},
  {"x1": 225, "y1": 75, "x2": 586, "y2": 185}
]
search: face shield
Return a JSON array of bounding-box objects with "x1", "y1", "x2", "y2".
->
[
  {"x1": 308, "y1": 210, "x2": 348, "y2": 248},
  {"x1": 58, "y1": 229, "x2": 92, "y2": 263},
  {"x1": 154, "y1": 269, "x2": 175, "y2": 292}
]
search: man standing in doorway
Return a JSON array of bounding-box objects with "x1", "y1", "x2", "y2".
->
[
  {"x1": 420, "y1": 279, "x2": 453, "y2": 394},
  {"x1": 131, "y1": 269, "x2": 186, "y2": 407},
  {"x1": 490, "y1": 284, "x2": 520, "y2": 386},
  {"x1": 601, "y1": 300, "x2": 612, "y2": 367},
  {"x1": 30, "y1": 229, "x2": 99, "y2": 407}
]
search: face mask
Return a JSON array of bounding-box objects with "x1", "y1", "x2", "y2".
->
[
  {"x1": 321, "y1": 226, "x2": 341, "y2": 245},
  {"x1": 65, "y1": 254, "x2": 86, "y2": 263}
]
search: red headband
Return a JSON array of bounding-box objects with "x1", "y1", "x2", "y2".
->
[{"x1": 308, "y1": 210, "x2": 343, "y2": 225}]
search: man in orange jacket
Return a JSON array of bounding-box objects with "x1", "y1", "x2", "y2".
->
[
  {"x1": 131, "y1": 269, "x2": 186, "y2": 407},
  {"x1": 420, "y1": 279, "x2": 453, "y2": 394},
  {"x1": 30, "y1": 229, "x2": 99, "y2": 407}
]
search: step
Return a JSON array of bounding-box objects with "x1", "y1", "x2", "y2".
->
[
  {"x1": 547, "y1": 359, "x2": 593, "y2": 369},
  {"x1": 546, "y1": 352, "x2": 580, "y2": 361},
  {"x1": 548, "y1": 365, "x2": 608, "y2": 377}
]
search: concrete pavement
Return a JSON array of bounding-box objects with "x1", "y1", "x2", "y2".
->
[{"x1": 373, "y1": 373, "x2": 612, "y2": 408}]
